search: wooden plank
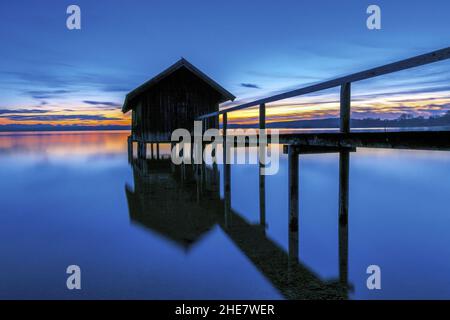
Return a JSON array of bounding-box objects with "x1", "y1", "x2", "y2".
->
[
  {"x1": 283, "y1": 145, "x2": 356, "y2": 155},
  {"x1": 279, "y1": 131, "x2": 450, "y2": 151},
  {"x1": 198, "y1": 47, "x2": 450, "y2": 119}
]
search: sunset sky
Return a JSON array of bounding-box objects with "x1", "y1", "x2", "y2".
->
[{"x1": 1, "y1": 0, "x2": 450, "y2": 128}]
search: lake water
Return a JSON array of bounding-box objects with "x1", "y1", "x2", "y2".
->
[{"x1": 1, "y1": 130, "x2": 450, "y2": 299}]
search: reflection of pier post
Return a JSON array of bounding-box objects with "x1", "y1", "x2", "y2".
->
[
  {"x1": 288, "y1": 146, "x2": 299, "y2": 263},
  {"x1": 196, "y1": 163, "x2": 201, "y2": 202},
  {"x1": 259, "y1": 143, "x2": 266, "y2": 231},
  {"x1": 259, "y1": 103, "x2": 266, "y2": 231},
  {"x1": 224, "y1": 162, "x2": 231, "y2": 227},
  {"x1": 223, "y1": 113, "x2": 231, "y2": 227},
  {"x1": 181, "y1": 163, "x2": 186, "y2": 183},
  {"x1": 338, "y1": 150, "x2": 350, "y2": 287},
  {"x1": 195, "y1": 162, "x2": 206, "y2": 203}
]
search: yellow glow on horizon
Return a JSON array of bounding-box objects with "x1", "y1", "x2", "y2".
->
[
  {"x1": 226, "y1": 91, "x2": 450, "y2": 125},
  {"x1": 0, "y1": 107, "x2": 130, "y2": 126}
]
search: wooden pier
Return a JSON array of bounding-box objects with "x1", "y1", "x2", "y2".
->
[
  {"x1": 124, "y1": 47, "x2": 450, "y2": 158},
  {"x1": 195, "y1": 47, "x2": 450, "y2": 152}
]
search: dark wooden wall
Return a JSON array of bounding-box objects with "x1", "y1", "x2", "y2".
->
[{"x1": 131, "y1": 67, "x2": 221, "y2": 141}]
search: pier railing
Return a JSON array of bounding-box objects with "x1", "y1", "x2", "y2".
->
[{"x1": 197, "y1": 47, "x2": 450, "y2": 134}]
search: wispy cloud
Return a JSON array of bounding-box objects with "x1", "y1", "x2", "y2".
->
[
  {"x1": 240, "y1": 83, "x2": 261, "y2": 89},
  {"x1": 0, "y1": 109, "x2": 50, "y2": 115},
  {"x1": 246, "y1": 70, "x2": 322, "y2": 82},
  {"x1": 2, "y1": 114, "x2": 122, "y2": 122},
  {"x1": 25, "y1": 89, "x2": 74, "y2": 100},
  {"x1": 82, "y1": 100, "x2": 121, "y2": 107}
]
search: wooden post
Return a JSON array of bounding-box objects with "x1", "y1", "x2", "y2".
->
[
  {"x1": 340, "y1": 82, "x2": 351, "y2": 133},
  {"x1": 137, "y1": 142, "x2": 141, "y2": 158},
  {"x1": 127, "y1": 136, "x2": 133, "y2": 162},
  {"x1": 156, "y1": 143, "x2": 160, "y2": 160},
  {"x1": 137, "y1": 142, "x2": 147, "y2": 159},
  {"x1": 170, "y1": 142, "x2": 175, "y2": 169},
  {"x1": 338, "y1": 150, "x2": 350, "y2": 287},
  {"x1": 223, "y1": 113, "x2": 227, "y2": 137},
  {"x1": 223, "y1": 112, "x2": 230, "y2": 165},
  {"x1": 259, "y1": 103, "x2": 266, "y2": 130},
  {"x1": 288, "y1": 146, "x2": 299, "y2": 262}
]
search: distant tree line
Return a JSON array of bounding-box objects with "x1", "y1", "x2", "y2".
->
[{"x1": 227, "y1": 110, "x2": 450, "y2": 129}]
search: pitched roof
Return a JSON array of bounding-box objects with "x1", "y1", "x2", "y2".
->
[{"x1": 122, "y1": 58, "x2": 235, "y2": 113}]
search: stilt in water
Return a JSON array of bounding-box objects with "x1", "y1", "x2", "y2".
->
[
  {"x1": 137, "y1": 141, "x2": 147, "y2": 159},
  {"x1": 127, "y1": 136, "x2": 133, "y2": 163}
]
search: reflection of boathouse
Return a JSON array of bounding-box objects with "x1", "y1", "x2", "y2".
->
[
  {"x1": 125, "y1": 155, "x2": 351, "y2": 300},
  {"x1": 125, "y1": 159, "x2": 219, "y2": 249}
]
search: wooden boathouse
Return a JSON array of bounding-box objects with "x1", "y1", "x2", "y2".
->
[{"x1": 123, "y1": 58, "x2": 235, "y2": 158}]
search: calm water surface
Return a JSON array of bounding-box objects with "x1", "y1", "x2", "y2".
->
[{"x1": 1, "y1": 131, "x2": 450, "y2": 299}]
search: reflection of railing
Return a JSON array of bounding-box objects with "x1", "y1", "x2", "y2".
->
[{"x1": 197, "y1": 47, "x2": 450, "y2": 133}]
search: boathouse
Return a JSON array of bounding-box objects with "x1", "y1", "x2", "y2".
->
[{"x1": 122, "y1": 58, "x2": 235, "y2": 144}]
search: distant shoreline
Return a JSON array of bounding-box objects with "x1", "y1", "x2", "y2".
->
[
  {"x1": 0, "y1": 125, "x2": 131, "y2": 132},
  {"x1": 1, "y1": 113, "x2": 450, "y2": 132}
]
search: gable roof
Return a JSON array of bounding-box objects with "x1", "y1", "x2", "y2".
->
[{"x1": 122, "y1": 58, "x2": 235, "y2": 113}]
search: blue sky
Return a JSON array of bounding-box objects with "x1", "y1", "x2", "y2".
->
[{"x1": 1, "y1": 0, "x2": 450, "y2": 126}]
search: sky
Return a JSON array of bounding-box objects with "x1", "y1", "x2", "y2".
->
[{"x1": 0, "y1": 0, "x2": 450, "y2": 128}]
